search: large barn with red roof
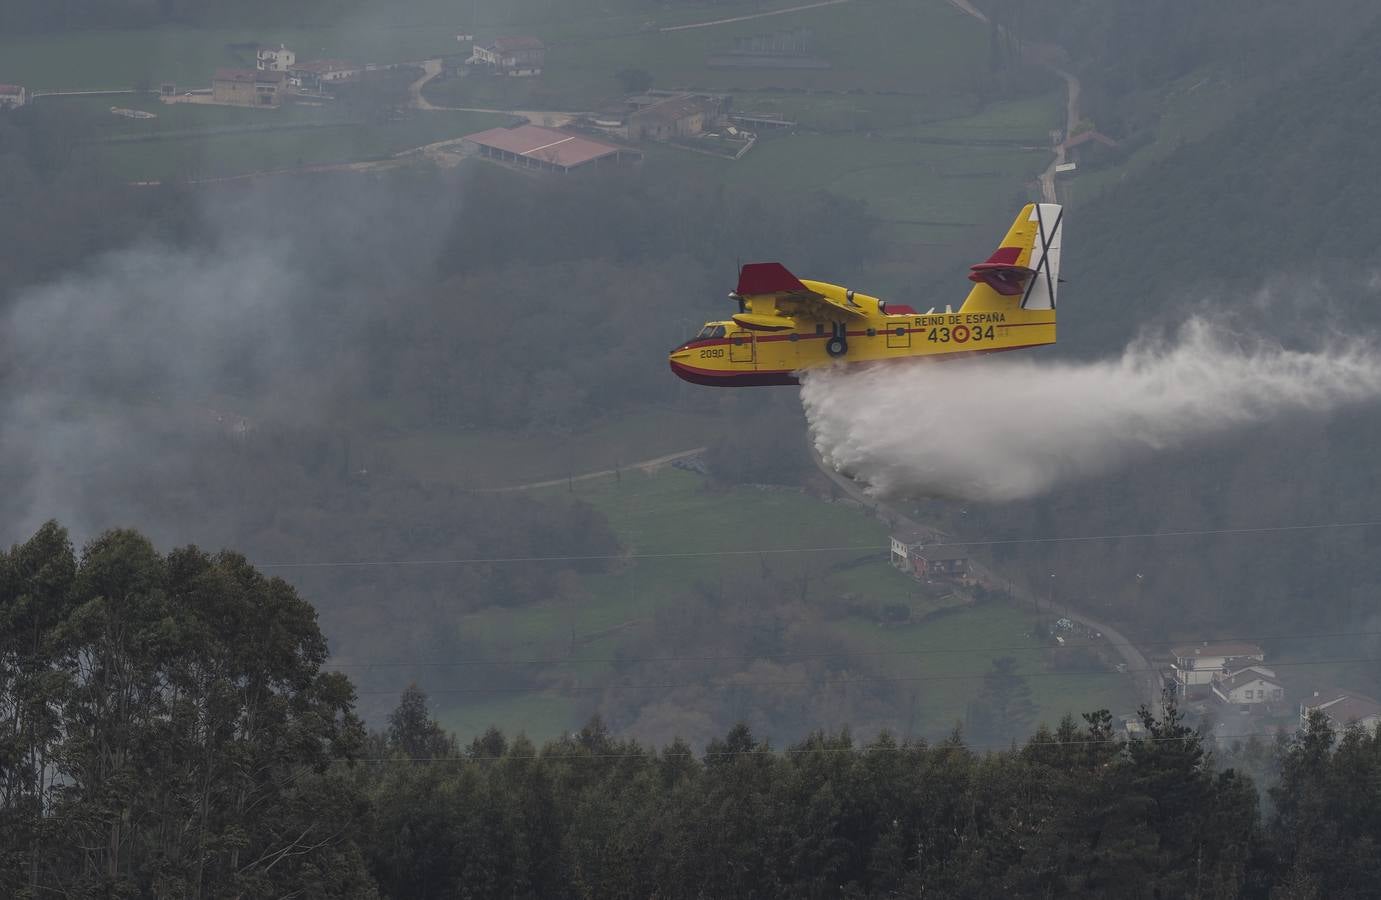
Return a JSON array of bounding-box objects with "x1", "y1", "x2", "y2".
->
[{"x1": 462, "y1": 124, "x2": 638, "y2": 173}]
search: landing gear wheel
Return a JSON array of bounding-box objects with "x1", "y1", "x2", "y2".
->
[{"x1": 825, "y1": 335, "x2": 848, "y2": 358}]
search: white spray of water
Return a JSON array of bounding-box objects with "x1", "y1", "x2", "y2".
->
[{"x1": 801, "y1": 318, "x2": 1381, "y2": 502}]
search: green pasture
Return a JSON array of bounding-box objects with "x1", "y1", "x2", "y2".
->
[
  {"x1": 430, "y1": 466, "x2": 1136, "y2": 744},
  {"x1": 642, "y1": 88, "x2": 1057, "y2": 247},
  {"x1": 424, "y1": 0, "x2": 989, "y2": 111},
  {"x1": 727, "y1": 90, "x2": 981, "y2": 133},
  {"x1": 2, "y1": 0, "x2": 978, "y2": 96},
  {"x1": 65, "y1": 98, "x2": 508, "y2": 180},
  {"x1": 381, "y1": 407, "x2": 721, "y2": 488},
  {"x1": 837, "y1": 604, "x2": 1139, "y2": 738},
  {"x1": 1, "y1": 26, "x2": 450, "y2": 92},
  {"x1": 883, "y1": 93, "x2": 1065, "y2": 143},
  {"x1": 720, "y1": 133, "x2": 1044, "y2": 233}
]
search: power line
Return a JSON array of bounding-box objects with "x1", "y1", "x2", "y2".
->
[
  {"x1": 327, "y1": 627, "x2": 1381, "y2": 671},
  {"x1": 259, "y1": 519, "x2": 1381, "y2": 570},
  {"x1": 348, "y1": 654, "x2": 1381, "y2": 697}
]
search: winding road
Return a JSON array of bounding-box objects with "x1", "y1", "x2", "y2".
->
[
  {"x1": 477, "y1": 447, "x2": 708, "y2": 493},
  {"x1": 407, "y1": 58, "x2": 582, "y2": 126}
]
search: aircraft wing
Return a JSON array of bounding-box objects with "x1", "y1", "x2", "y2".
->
[{"x1": 737, "y1": 262, "x2": 868, "y2": 318}]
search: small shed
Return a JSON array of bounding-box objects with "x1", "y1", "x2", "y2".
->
[{"x1": 0, "y1": 84, "x2": 27, "y2": 109}]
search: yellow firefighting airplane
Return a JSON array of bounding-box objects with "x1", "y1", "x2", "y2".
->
[{"x1": 669, "y1": 202, "x2": 1063, "y2": 386}]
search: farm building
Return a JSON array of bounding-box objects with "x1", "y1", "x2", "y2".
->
[
  {"x1": 211, "y1": 69, "x2": 285, "y2": 107},
  {"x1": 462, "y1": 124, "x2": 636, "y2": 173},
  {"x1": 257, "y1": 44, "x2": 295, "y2": 72},
  {"x1": 0, "y1": 84, "x2": 27, "y2": 108},
  {"x1": 469, "y1": 36, "x2": 545, "y2": 76},
  {"x1": 890, "y1": 531, "x2": 972, "y2": 583},
  {"x1": 292, "y1": 60, "x2": 363, "y2": 91},
  {"x1": 615, "y1": 92, "x2": 724, "y2": 142}
]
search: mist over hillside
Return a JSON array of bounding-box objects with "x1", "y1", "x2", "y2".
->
[{"x1": 7, "y1": 0, "x2": 1381, "y2": 894}]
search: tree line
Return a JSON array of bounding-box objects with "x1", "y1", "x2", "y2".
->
[{"x1": 6, "y1": 522, "x2": 1381, "y2": 897}]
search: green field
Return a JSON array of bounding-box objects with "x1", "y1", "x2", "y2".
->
[
  {"x1": 1, "y1": 26, "x2": 450, "y2": 92},
  {"x1": 50, "y1": 93, "x2": 510, "y2": 180},
  {"x1": 837, "y1": 606, "x2": 1139, "y2": 738},
  {"x1": 380, "y1": 407, "x2": 721, "y2": 488},
  {"x1": 424, "y1": 0, "x2": 990, "y2": 112},
  {"x1": 426, "y1": 466, "x2": 1137, "y2": 744},
  {"x1": 1, "y1": 0, "x2": 974, "y2": 95},
  {"x1": 15, "y1": 0, "x2": 1057, "y2": 240}
]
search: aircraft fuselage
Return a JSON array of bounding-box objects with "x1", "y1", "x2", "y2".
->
[{"x1": 668, "y1": 279, "x2": 1056, "y2": 386}]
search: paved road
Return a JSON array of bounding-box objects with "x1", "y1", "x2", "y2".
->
[{"x1": 476, "y1": 447, "x2": 708, "y2": 493}]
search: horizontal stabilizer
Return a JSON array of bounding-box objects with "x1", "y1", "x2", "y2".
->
[
  {"x1": 968, "y1": 262, "x2": 1036, "y2": 296},
  {"x1": 960, "y1": 203, "x2": 1063, "y2": 312},
  {"x1": 738, "y1": 262, "x2": 811, "y2": 296}
]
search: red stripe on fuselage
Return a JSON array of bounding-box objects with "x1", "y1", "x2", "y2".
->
[{"x1": 669, "y1": 342, "x2": 1051, "y2": 387}]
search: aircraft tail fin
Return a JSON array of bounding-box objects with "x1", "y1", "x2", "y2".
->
[{"x1": 960, "y1": 203, "x2": 1062, "y2": 313}]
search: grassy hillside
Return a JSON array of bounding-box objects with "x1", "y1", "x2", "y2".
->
[
  {"x1": 50, "y1": 94, "x2": 510, "y2": 180},
  {"x1": 401, "y1": 467, "x2": 1135, "y2": 745}
]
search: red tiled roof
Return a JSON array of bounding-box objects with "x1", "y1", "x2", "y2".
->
[
  {"x1": 490, "y1": 35, "x2": 545, "y2": 52},
  {"x1": 214, "y1": 68, "x2": 284, "y2": 84},
  {"x1": 465, "y1": 124, "x2": 622, "y2": 169}
]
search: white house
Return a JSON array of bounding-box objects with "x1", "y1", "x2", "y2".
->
[
  {"x1": 1212, "y1": 665, "x2": 1284, "y2": 706},
  {"x1": 469, "y1": 36, "x2": 545, "y2": 76},
  {"x1": 0, "y1": 84, "x2": 27, "y2": 108},
  {"x1": 257, "y1": 44, "x2": 296, "y2": 72},
  {"x1": 1301, "y1": 690, "x2": 1381, "y2": 734},
  {"x1": 1170, "y1": 642, "x2": 1266, "y2": 696}
]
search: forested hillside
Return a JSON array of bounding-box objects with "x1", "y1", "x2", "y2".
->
[{"x1": 5, "y1": 523, "x2": 1381, "y2": 898}]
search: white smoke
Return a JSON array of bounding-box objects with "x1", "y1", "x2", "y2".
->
[{"x1": 801, "y1": 317, "x2": 1381, "y2": 502}]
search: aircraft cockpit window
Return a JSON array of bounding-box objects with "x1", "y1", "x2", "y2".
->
[
  {"x1": 691, "y1": 325, "x2": 726, "y2": 342},
  {"x1": 711, "y1": 325, "x2": 726, "y2": 338}
]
